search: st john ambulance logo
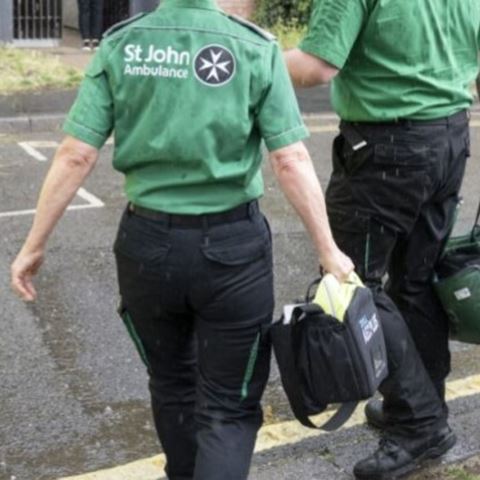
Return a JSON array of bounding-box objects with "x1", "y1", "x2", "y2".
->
[{"x1": 194, "y1": 45, "x2": 236, "y2": 87}]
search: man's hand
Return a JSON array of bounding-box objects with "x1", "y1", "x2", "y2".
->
[
  {"x1": 11, "y1": 248, "x2": 45, "y2": 301},
  {"x1": 320, "y1": 247, "x2": 355, "y2": 283}
]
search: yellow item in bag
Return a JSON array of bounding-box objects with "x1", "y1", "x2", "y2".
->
[{"x1": 313, "y1": 272, "x2": 364, "y2": 322}]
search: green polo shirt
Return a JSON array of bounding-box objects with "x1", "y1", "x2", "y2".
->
[
  {"x1": 63, "y1": 0, "x2": 308, "y2": 214},
  {"x1": 300, "y1": 0, "x2": 480, "y2": 121}
]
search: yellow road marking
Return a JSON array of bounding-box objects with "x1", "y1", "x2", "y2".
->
[
  {"x1": 309, "y1": 124, "x2": 339, "y2": 133},
  {"x1": 59, "y1": 374, "x2": 480, "y2": 480}
]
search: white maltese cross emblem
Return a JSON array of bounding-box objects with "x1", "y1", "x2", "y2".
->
[{"x1": 194, "y1": 45, "x2": 236, "y2": 86}]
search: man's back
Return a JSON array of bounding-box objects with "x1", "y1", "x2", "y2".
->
[
  {"x1": 64, "y1": 0, "x2": 308, "y2": 214},
  {"x1": 301, "y1": 0, "x2": 480, "y2": 121},
  {"x1": 100, "y1": 4, "x2": 270, "y2": 163}
]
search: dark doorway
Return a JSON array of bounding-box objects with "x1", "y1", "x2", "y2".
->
[
  {"x1": 13, "y1": 0, "x2": 62, "y2": 41},
  {"x1": 103, "y1": 0, "x2": 160, "y2": 31},
  {"x1": 103, "y1": 0, "x2": 130, "y2": 32}
]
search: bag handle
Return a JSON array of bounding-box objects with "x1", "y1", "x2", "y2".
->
[
  {"x1": 294, "y1": 399, "x2": 359, "y2": 431},
  {"x1": 305, "y1": 272, "x2": 364, "y2": 304},
  {"x1": 474, "y1": 199, "x2": 480, "y2": 229},
  {"x1": 305, "y1": 277, "x2": 322, "y2": 303},
  {"x1": 438, "y1": 199, "x2": 464, "y2": 262}
]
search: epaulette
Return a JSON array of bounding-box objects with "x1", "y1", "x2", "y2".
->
[
  {"x1": 103, "y1": 12, "x2": 148, "y2": 38},
  {"x1": 228, "y1": 14, "x2": 276, "y2": 41}
]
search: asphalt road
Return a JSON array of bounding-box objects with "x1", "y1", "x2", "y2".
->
[{"x1": 1, "y1": 112, "x2": 480, "y2": 480}]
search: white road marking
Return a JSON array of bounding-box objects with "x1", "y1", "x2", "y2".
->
[
  {"x1": 0, "y1": 142, "x2": 105, "y2": 219},
  {"x1": 303, "y1": 112, "x2": 339, "y2": 121},
  {"x1": 18, "y1": 141, "x2": 49, "y2": 161},
  {"x1": 0, "y1": 203, "x2": 104, "y2": 219},
  {"x1": 309, "y1": 124, "x2": 339, "y2": 133},
  {"x1": 0, "y1": 208, "x2": 39, "y2": 218},
  {"x1": 27, "y1": 141, "x2": 60, "y2": 148},
  {"x1": 76, "y1": 188, "x2": 105, "y2": 208}
]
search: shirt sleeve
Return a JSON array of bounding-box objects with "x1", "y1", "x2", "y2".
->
[
  {"x1": 255, "y1": 42, "x2": 310, "y2": 152},
  {"x1": 299, "y1": 0, "x2": 367, "y2": 69},
  {"x1": 63, "y1": 47, "x2": 114, "y2": 149}
]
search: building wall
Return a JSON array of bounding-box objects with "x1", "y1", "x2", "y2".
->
[
  {"x1": 0, "y1": 0, "x2": 14, "y2": 42},
  {"x1": 218, "y1": 0, "x2": 255, "y2": 17},
  {"x1": 63, "y1": 0, "x2": 255, "y2": 29},
  {"x1": 63, "y1": 0, "x2": 79, "y2": 29}
]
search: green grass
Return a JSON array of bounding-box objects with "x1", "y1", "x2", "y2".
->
[
  {"x1": 445, "y1": 467, "x2": 480, "y2": 480},
  {"x1": 0, "y1": 22, "x2": 304, "y2": 95},
  {"x1": 269, "y1": 23, "x2": 307, "y2": 50},
  {"x1": 0, "y1": 47, "x2": 83, "y2": 95},
  {"x1": 444, "y1": 467, "x2": 480, "y2": 480}
]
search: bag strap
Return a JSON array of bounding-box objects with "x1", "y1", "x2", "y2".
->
[
  {"x1": 437, "y1": 198, "x2": 480, "y2": 261},
  {"x1": 305, "y1": 277, "x2": 322, "y2": 303},
  {"x1": 439, "y1": 199, "x2": 462, "y2": 258},
  {"x1": 295, "y1": 401, "x2": 359, "y2": 431},
  {"x1": 474, "y1": 199, "x2": 480, "y2": 229},
  {"x1": 466, "y1": 199, "x2": 480, "y2": 243},
  {"x1": 287, "y1": 368, "x2": 358, "y2": 430},
  {"x1": 285, "y1": 352, "x2": 358, "y2": 431}
]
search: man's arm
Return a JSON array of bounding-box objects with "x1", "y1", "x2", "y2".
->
[
  {"x1": 285, "y1": 49, "x2": 339, "y2": 87},
  {"x1": 11, "y1": 136, "x2": 99, "y2": 301},
  {"x1": 269, "y1": 141, "x2": 353, "y2": 280}
]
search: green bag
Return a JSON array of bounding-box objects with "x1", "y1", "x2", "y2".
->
[{"x1": 434, "y1": 202, "x2": 480, "y2": 344}]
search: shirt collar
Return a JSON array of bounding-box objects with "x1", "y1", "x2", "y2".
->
[{"x1": 159, "y1": 0, "x2": 219, "y2": 11}]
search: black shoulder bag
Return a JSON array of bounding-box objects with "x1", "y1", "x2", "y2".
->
[
  {"x1": 270, "y1": 277, "x2": 388, "y2": 431},
  {"x1": 434, "y1": 200, "x2": 480, "y2": 344}
]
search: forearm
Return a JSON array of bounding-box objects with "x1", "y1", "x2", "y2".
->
[
  {"x1": 270, "y1": 144, "x2": 337, "y2": 262},
  {"x1": 285, "y1": 48, "x2": 339, "y2": 87},
  {"x1": 22, "y1": 140, "x2": 97, "y2": 253}
]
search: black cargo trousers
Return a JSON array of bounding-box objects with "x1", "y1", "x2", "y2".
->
[
  {"x1": 113, "y1": 201, "x2": 273, "y2": 480},
  {"x1": 326, "y1": 110, "x2": 469, "y2": 432}
]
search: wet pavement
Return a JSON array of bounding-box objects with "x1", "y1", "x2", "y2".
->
[{"x1": 1, "y1": 114, "x2": 480, "y2": 480}]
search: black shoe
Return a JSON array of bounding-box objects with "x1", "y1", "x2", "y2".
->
[
  {"x1": 353, "y1": 426, "x2": 457, "y2": 480},
  {"x1": 365, "y1": 398, "x2": 388, "y2": 430}
]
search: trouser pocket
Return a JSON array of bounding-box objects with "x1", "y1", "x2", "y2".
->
[{"x1": 118, "y1": 303, "x2": 150, "y2": 369}]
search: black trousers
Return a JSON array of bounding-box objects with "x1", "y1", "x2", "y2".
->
[
  {"x1": 114, "y1": 202, "x2": 273, "y2": 480},
  {"x1": 77, "y1": 0, "x2": 104, "y2": 40},
  {"x1": 326, "y1": 111, "x2": 469, "y2": 430}
]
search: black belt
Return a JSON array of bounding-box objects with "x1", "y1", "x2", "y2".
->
[
  {"x1": 344, "y1": 109, "x2": 469, "y2": 129},
  {"x1": 128, "y1": 201, "x2": 259, "y2": 228}
]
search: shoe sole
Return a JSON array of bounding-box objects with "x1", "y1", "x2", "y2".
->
[{"x1": 354, "y1": 432, "x2": 457, "y2": 480}]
